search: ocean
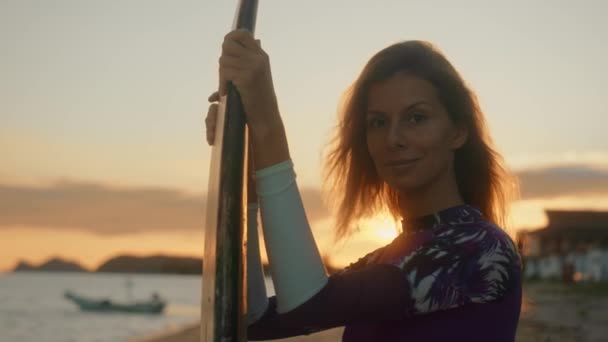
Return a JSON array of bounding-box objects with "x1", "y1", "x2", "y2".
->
[{"x1": 0, "y1": 272, "x2": 273, "y2": 342}]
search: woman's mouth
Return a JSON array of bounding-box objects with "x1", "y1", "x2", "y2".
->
[
  {"x1": 385, "y1": 158, "x2": 420, "y2": 167},
  {"x1": 385, "y1": 158, "x2": 420, "y2": 172}
]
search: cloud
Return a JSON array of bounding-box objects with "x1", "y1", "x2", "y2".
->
[
  {"x1": 2, "y1": 163, "x2": 605, "y2": 234},
  {"x1": 0, "y1": 180, "x2": 329, "y2": 234},
  {"x1": 515, "y1": 164, "x2": 608, "y2": 199},
  {"x1": 0, "y1": 180, "x2": 205, "y2": 234}
]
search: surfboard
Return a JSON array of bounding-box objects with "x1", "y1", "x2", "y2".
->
[{"x1": 201, "y1": 1, "x2": 258, "y2": 342}]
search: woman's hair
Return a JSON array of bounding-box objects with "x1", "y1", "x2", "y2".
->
[{"x1": 323, "y1": 40, "x2": 519, "y2": 241}]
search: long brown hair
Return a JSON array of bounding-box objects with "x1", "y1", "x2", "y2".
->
[{"x1": 323, "y1": 40, "x2": 519, "y2": 241}]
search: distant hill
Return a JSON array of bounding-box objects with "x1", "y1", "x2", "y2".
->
[
  {"x1": 13, "y1": 257, "x2": 87, "y2": 272},
  {"x1": 12, "y1": 254, "x2": 341, "y2": 275},
  {"x1": 13, "y1": 261, "x2": 36, "y2": 272},
  {"x1": 96, "y1": 255, "x2": 202, "y2": 275}
]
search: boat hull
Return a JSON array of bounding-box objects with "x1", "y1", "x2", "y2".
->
[{"x1": 64, "y1": 291, "x2": 165, "y2": 314}]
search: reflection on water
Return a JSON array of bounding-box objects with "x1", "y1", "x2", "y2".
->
[
  {"x1": 0, "y1": 272, "x2": 202, "y2": 342},
  {"x1": 0, "y1": 272, "x2": 276, "y2": 342}
]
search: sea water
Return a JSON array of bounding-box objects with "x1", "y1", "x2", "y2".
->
[{"x1": 0, "y1": 272, "x2": 274, "y2": 342}]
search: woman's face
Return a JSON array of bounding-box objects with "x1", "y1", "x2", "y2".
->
[{"x1": 365, "y1": 72, "x2": 467, "y2": 193}]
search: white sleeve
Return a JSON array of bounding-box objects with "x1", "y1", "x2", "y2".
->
[
  {"x1": 255, "y1": 159, "x2": 328, "y2": 313},
  {"x1": 246, "y1": 202, "x2": 269, "y2": 324}
]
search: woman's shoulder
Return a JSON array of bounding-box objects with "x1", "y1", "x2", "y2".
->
[
  {"x1": 395, "y1": 220, "x2": 523, "y2": 304},
  {"x1": 438, "y1": 218, "x2": 518, "y2": 248},
  {"x1": 337, "y1": 215, "x2": 522, "y2": 276},
  {"x1": 423, "y1": 220, "x2": 524, "y2": 298},
  {"x1": 375, "y1": 217, "x2": 523, "y2": 279},
  {"x1": 336, "y1": 246, "x2": 387, "y2": 274},
  {"x1": 434, "y1": 219, "x2": 522, "y2": 266}
]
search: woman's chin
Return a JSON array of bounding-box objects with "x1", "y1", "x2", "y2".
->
[{"x1": 387, "y1": 177, "x2": 424, "y2": 194}]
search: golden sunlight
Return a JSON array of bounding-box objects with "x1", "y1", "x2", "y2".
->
[{"x1": 360, "y1": 214, "x2": 400, "y2": 244}]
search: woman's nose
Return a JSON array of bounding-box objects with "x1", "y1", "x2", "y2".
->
[{"x1": 386, "y1": 122, "x2": 406, "y2": 149}]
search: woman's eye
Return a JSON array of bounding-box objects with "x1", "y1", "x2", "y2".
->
[
  {"x1": 407, "y1": 113, "x2": 426, "y2": 124},
  {"x1": 368, "y1": 118, "x2": 386, "y2": 128}
]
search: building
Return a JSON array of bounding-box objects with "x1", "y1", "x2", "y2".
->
[{"x1": 517, "y1": 209, "x2": 608, "y2": 282}]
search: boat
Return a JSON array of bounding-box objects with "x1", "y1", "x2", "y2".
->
[{"x1": 64, "y1": 290, "x2": 166, "y2": 314}]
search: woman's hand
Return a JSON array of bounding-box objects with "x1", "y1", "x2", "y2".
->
[
  {"x1": 219, "y1": 29, "x2": 281, "y2": 135},
  {"x1": 205, "y1": 90, "x2": 258, "y2": 203},
  {"x1": 214, "y1": 29, "x2": 291, "y2": 170}
]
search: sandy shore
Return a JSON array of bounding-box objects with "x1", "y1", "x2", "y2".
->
[
  {"x1": 131, "y1": 324, "x2": 343, "y2": 342},
  {"x1": 516, "y1": 282, "x2": 608, "y2": 342},
  {"x1": 134, "y1": 282, "x2": 608, "y2": 342}
]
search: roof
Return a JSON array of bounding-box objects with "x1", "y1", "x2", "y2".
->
[
  {"x1": 545, "y1": 209, "x2": 608, "y2": 230},
  {"x1": 526, "y1": 226, "x2": 608, "y2": 240},
  {"x1": 520, "y1": 209, "x2": 608, "y2": 240}
]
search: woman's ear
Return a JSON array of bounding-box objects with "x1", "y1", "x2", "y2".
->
[{"x1": 450, "y1": 125, "x2": 468, "y2": 150}]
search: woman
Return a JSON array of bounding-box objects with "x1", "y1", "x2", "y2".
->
[{"x1": 205, "y1": 29, "x2": 522, "y2": 341}]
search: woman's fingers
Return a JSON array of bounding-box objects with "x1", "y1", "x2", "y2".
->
[
  {"x1": 216, "y1": 28, "x2": 278, "y2": 132},
  {"x1": 219, "y1": 55, "x2": 247, "y2": 69},
  {"x1": 211, "y1": 29, "x2": 273, "y2": 143},
  {"x1": 222, "y1": 38, "x2": 251, "y2": 58},
  {"x1": 218, "y1": 44, "x2": 246, "y2": 96},
  {"x1": 220, "y1": 39, "x2": 248, "y2": 96},
  {"x1": 219, "y1": 67, "x2": 241, "y2": 96},
  {"x1": 208, "y1": 91, "x2": 219, "y2": 102},
  {"x1": 205, "y1": 103, "x2": 218, "y2": 145},
  {"x1": 219, "y1": 30, "x2": 265, "y2": 96},
  {"x1": 224, "y1": 29, "x2": 259, "y2": 51}
]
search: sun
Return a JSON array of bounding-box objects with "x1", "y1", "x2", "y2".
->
[
  {"x1": 361, "y1": 214, "x2": 399, "y2": 244},
  {"x1": 375, "y1": 225, "x2": 399, "y2": 243}
]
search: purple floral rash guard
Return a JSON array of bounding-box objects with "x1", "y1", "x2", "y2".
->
[{"x1": 248, "y1": 204, "x2": 523, "y2": 342}]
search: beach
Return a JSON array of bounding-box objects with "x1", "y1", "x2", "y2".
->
[
  {"x1": 132, "y1": 324, "x2": 343, "y2": 342},
  {"x1": 135, "y1": 281, "x2": 608, "y2": 342}
]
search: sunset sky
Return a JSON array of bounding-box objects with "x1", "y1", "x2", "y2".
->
[{"x1": 2, "y1": 0, "x2": 608, "y2": 272}]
